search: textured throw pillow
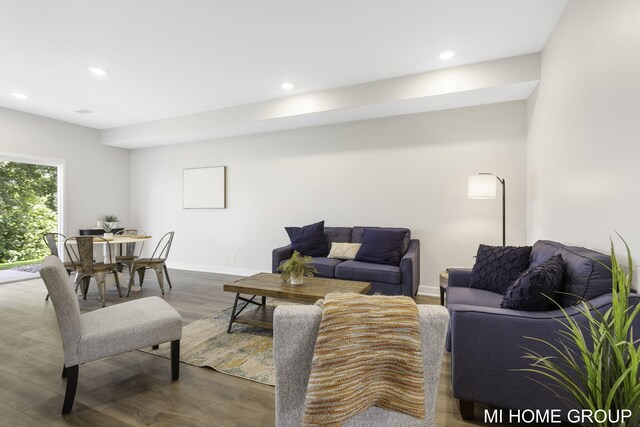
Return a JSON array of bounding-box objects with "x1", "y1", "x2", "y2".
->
[
  {"x1": 327, "y1": 242, "x2": 362, "y2": 260},
  {"x1": 354, "y1": 228, "x2": 405, "y2": 266},
  {"x1": 285, "y1": 220, "x2": 328, "y2": 257},
  {"x1": 469, "y1": 244, "x2": 532, "y2": 294},
  {"x1": 502, "y1": 254, "x2": 565, "y2": 311}
]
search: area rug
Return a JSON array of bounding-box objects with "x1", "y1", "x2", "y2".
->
[{"x1": 140, "y1": 306, "x2": 275, "y2": 385}]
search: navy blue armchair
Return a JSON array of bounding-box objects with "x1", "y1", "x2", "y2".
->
[{"x1": 446, "y1": 240, "x2": 640, "y2": 420}]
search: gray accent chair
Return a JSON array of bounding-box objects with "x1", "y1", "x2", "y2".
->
[
  {"x1": 39, "y1": 255, "x2": 183, "y2": 414},
  {"x1": 272, "y1": 226, "x2": 420, "y2": 296},
  {"x1": 446, "y1": 240, "x2": 640, "y2": 420},
  {"x1": 273, "y1": 304, "x2": 449, "y2": 427}
]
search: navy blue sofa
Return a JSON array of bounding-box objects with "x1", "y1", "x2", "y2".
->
[
  {"x1": 272, "y1": 226, "x2": 420, "y2": 296},
  {"x1": 446, "y1": 240, "x2": 640, "y2": 420}
]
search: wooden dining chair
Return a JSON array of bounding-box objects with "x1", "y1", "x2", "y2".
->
[
  {"x1": 43, "y1": 232, "x2": 75, "y2": 301},
  {"x1": 126, "y1": 231, "x2": 175, "y2": 297},
  {"x1": 115, "y1": 229, "x2": 146, "y2": 275},
  {"x1": 65, "y1": 236, "x2": 122, "y2": 307}
]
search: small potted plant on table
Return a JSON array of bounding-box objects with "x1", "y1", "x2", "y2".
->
[
  {"x1": 278, "y1": 251, "x2": 316, "y2": 285},
  {"x1": 103, "y1": 215, "x2": 119, "y2": 232}
]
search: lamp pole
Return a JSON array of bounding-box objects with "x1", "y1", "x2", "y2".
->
[
  {"x1": 498, "y1": 176, "x2": 505, "y2": 246},
  {"x1": 477, "y1": 173, "x2": 506, "y2": 246}
]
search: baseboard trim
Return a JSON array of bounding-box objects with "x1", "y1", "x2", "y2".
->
[{"x1": 417, "y1": 285, "x2": 439, "y2": 297}]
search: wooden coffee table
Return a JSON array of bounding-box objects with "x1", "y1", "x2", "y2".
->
[{"x1": 223, "y1": 272, "x2": 371, "y2": 333}]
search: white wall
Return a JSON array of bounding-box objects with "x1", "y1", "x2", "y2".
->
[
  {"x1": 0, "y1": 107, "x2": 130, "y2": 236},
  {"x1": 527, "y1": 0, "x2": 640, "y2": 268},
  {"x1": 131, "y1": 101, "x2": 527, "y2": 294}
]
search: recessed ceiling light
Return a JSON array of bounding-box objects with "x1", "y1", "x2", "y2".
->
[
  {"x1": 75, "y1": 109, "x2": 93, "y2": 115},
  {"x1": 12, "y1": 92, "x2": 28, "y2": 100},
  {"x1": 88, "y1": 67, "x2": 109, "y2": 77},
  {"x1": 281, "y1": 82, "x2": 294, "y2": 90},
  {"x1": 439, "y1": 50, "x2": 455, "y2": 60}
]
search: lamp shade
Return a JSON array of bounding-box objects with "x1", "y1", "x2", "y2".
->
[{"x1": 468, "y1": 174, "x2": 497, "y2": 199}]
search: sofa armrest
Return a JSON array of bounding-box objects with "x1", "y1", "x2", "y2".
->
[
  {"x1": 448, "y1": 293, "x2": 639, "y2": 411},
  {"x1": 272, "y1": 244, "x2": 293, "y2": 273},
  {"x1": 400, "y1": 239, "x2": 420, "y2": 296},
  {"x1": 448, "y1": 267, "x2": 472, "y2": 288}
]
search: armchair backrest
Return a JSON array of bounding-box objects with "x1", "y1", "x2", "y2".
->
[
  {"x1": 39, "y1": 255, "x2": 82, "y2": 366},
  {"x1": 273, "y1": 304, "x2": 448, "y2": 427},
  {"x1": 531, "y1": 240, "x2": 612, "y2": 307}
]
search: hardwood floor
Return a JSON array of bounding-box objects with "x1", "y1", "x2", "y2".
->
[{"x1": 0, "y1": 270, "x2": 490, "y2": 426}]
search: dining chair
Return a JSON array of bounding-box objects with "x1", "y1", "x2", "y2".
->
[
  {"x1": 126, "y1": 231, "x2": 175, "y2": 297},
  {"x1": 115, "y1": 229, "x2": 146, "y2": 275},
  {"x1": 39, "y1": 255, "x2": 182, "y2": 414},
  {"x1": 43, "y1": 232, "x2": 75, "y2": 301},
  {"x1": 65, "y1": 236, "x2": 122, "y2": 307}
]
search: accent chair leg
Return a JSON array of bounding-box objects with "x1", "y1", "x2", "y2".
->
[
  {"x1": 61, "y1": 365, "x2": 67, "y2": 378},
  {"x1": 459, "y1": 399, "x2": 474, "y2": 420},
  {"x1": 163, "y1": 264, "x2": 173, "y2": 289},
  {"x1": 62, "y1": 365, "x2": 79, "y2": 415},
  {"x1": 171, "y1": 340, "x2": 180, "y2": 381}
]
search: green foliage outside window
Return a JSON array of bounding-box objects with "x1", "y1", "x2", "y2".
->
[{"x1": 0, "y1": 161, "x2": 58, "y2": 264}]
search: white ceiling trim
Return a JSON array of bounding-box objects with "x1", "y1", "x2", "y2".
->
[{"x1": 100, "y1": 54, "x2": 541, "y2": 149}]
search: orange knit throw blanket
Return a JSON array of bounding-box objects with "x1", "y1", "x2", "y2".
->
[{"x1": 302, "y1": 293, "x2": 425, "y2": 426}]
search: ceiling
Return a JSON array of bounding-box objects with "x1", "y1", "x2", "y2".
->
[{"x1": 0, "y1": 0, "x2": 566, "y2": 130}]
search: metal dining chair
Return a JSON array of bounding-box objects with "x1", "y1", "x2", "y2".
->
[
  {"x1": 43, "y1": 232, "x2": 76, "y2": 301},
  {"x1": 65, "y1": 236, "x2": 122, "y2": 307},
  {"x1": 126, "y1": 231, "x2": 175, "y2": 297},
  {"x1": 115, "y1": 229, "x2": 146, "y2": 275}
]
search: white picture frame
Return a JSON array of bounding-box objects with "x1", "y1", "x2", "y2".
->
[{"x1": 183, "y1": 166, "x2": 226, "y2": 209}]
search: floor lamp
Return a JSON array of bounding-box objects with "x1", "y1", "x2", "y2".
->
[{"x1": 468, "y1": 173, "x2": 506, "y2": 246}]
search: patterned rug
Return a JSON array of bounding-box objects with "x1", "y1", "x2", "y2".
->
[{"x1": 140, "y1": 306, "x2": 276, "y2": 385}]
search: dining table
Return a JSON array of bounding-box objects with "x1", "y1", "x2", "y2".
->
[{"x1": 67, "y1": 235, "x2": 153, "y2": 263}]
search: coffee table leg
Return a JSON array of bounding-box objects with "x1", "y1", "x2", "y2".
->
[
  {"x1": 261, "y1": 296, "x2": 266, "y2": 305},
  {"x1": 228, "y1": 293, "x2": 240, "y2": 333}
]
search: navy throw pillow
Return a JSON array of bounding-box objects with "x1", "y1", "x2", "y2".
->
[
  {"x1": 469, "y1": 244, "x2": 532, "y2": 294},
  {"x1": 285, "y1": 220, "x2": 328, "y2": 257},
  {"x1": 354, "y1": 228, "x2": 406, "y2": 266},
  {"x1": 502, "y1": 254, "x2": 565, "y2": 311}
]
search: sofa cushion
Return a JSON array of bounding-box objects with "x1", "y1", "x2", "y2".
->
[
  {"x1": 285, "y1": 220, "x2": 328, "y2": 257},
  {"x1": 335, "y1": 260, "x2": 401, "y2": 284},
  {"x1": 354, "y1": 228, "x2": 406, "y2": 266},
  {"x1": 352, "y1": 226, "x2": 410, "y2": 255},
  {"x1": 327, "y1": 242, "x2": 362, "y2": 260},
  {"x1": 324, "y1": 227, "x2": 352, "y2": 246},
  {"x1": 530, "y1": 240, "x2": 612, "y2": 307},
  {"x1": 502, "y1": 254, "x2": 565, "y2": 311},
  {"x1": 469, "y1": 244, "x2": 532, "y2": 294},
  {"x1": 446, "y1": 287, "x2": 504, "y2": 309}
]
